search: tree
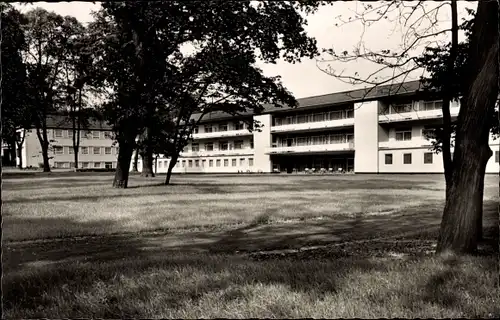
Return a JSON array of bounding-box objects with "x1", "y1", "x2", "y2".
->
[
  {"x1": 91, "y1": 1, "x2": 322, "y2": 188},
  {"x1": 1, "y1": 4, "x2": 30, "y2": 168},
  {"x1": 436, "y1": 0, "x2": 499, "y2": 253},
  {"x1": 22, "y1": 8, "x2": 82, "y2": 172},
  {"x1": 317, "y1": 1, "x2": 499, "y2": 254}
]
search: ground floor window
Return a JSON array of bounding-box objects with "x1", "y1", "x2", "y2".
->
[
  {"x1": 385, "y1": 154, "x2": 393, "y2": 165},
  {"x1": 424, "y1": 152, "x2": 433, "y2": 164},
  {"x1": 105, "y1": 162, "x2": 112, "y2": 169},
  {"x1": 224, "y1": 159, "x2": 229, "y2": 167},
  {"x1": 249, "y1": 158, "x2": 254, "y2": 166},
  {"x1": 209, "y1": 159, "x2": 214, "y2": 167},
  {"x1": 94, "y1": 162, "x2": 101, "y2": 168},
  {"x1": 403, "y1": 153, "x2": 412, "y2": 164},
  {"x1": 232, "y1": 159, "x2": 237, "y2": 166},
  {"x1": 496, "y1": 151, "x2": 499, "y2": 163},
  {"x1": 81, "y1": 162, "x2": 89, "y2": 168}
]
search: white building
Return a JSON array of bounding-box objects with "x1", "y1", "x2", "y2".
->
[
  {"x1": 18, "y1": 81, "x2": 500, "y2": 174},
  {"x1": 18, "y1": 116, "x2": 118, "y2": 169},
  {"x1": 143, "y1": 80, "x2": 499, "y2": 174}
]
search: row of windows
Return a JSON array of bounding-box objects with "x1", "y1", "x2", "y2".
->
[
  {"x1": 194, "y1": 121, "x2": 249, "y2": 134},
  {"x1": 275, "y1": 134, "x2": 354, "y2": 147},
  {"x1": 274, "y1": 109, "x2": 354, "y2": 126},
  {"x1": 53, "y1": 146, "x2": 117, "y2": 155},
  {"x1": 54, "y1": 161, "x2": 116, "y2": 169},
  {"x1": 384, "y1": 152, "x2": 434, "y2": 165},
  {"x1": 54, "y1": 129, "x2": 113, "y2": 140},
  {"x1": 172, "y1": 157, "x2": 255, "y2": 168},
  {"x1": 383, "y1": 100, "x2": 445, "y2": 114},
  {"x1": 187, "y1": 140, "x2": 253, "y2": 152},
  {"x1": 394, "y1": 128, "x2": 437, "y2": 141},
  {"x1": 385, "y1": 151, "x2": 500, "y2": 165}
]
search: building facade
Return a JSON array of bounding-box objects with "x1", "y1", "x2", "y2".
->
[
  {"x1": 18, "y1": 81, "x2": 500, "y2": 174},
  {"x1": 18, "y1": 117, "x2": 118, "y2": 169},
  {"x1": 141, "y1": 81, "x2": 499, "y2": 174}
]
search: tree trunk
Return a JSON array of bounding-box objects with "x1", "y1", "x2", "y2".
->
[
  {"x1": 113, "y1": 139, "x2": 134, "y2": 188},
  {"x1": 165, "y1": 155, "x2": 178, "y2": 185},
  {"x1": 140, "y1": 127, "x2": 154, "y2": 177},
  {"x1": 141, "y1": 151, "x2": 155, "y2": 177},
  {"x1": 132, "y1": 148, "x2": 139, "y2": 172},
  {"x1": 437, "y1": 0, "x2": 499, "y2": 254},
  {"x1": 41, "y1": 141, "x2": 51, "y2": 172}
]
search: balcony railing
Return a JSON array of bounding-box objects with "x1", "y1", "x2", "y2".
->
[
  {"x1": 271, "y1": 117, "x2": 354, "y2": 133},
  {"x1": 266, "y1": 142, "x2": 354, "y2": 155},
  {"x1": 379, "y1": 139, "x2": 432, "y2": 149},
  {"x1": 180, "y1": 148, "x2": 254, "y2": 157},
  {"x1": 378, "y1": 103, "x2": 460, "y2": 123},
  {"x1": 192, "y1": 129, "x2": 253, "y2": 140}
]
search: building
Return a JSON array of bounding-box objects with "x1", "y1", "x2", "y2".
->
[
  {"x1": 18, "y1": 116, "x2": 118, "y2": 169},
  {"x1": 142, "y1": 80, "x2": 499, "y2": 174},
  {"x1": 18, "y1": 81, "x2": 500, "y2": 174}
]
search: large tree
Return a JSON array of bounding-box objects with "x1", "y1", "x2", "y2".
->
[
  {"x1": 1, "y1": 4, "x2": 30, "y2": 168},
  {"x1": 22, "y1": 8, "x2": 82, "y2": 172},
  {"x1": 91, "y1": 1, "x2": 321, "y2": 188}
]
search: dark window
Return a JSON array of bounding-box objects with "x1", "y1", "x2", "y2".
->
[
  {"x1": 403, "y1": 153, "x2": 412, "y2": 164},
  {"x1": 385, "y1": 154, "x2": 393, "y2": 165},
  {"x1": 424, "y1": 152, "x2": 433, "y2": 164},
  {"x1": 495, "y1": 151, "x2": 499, "y2": 163}
]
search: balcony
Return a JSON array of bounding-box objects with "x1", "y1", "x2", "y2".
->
[
  {"x1": 266, "y1": 142, "x2": 354, "y2": 155},
  {"x1": 271, "y1": 118, "x2": 354, "y2": 133},
  {"x1": 379, "y1": 139, "x2": 433, "y2": 150},
  {"x1": 192, "y1": 129, "x2": 252, "y2": 140},
  {"x1": 378, "y1": 105, "x2": 460, "y2": 123},
  {"x1": 181, "y1": 148, "x2": 254, "y2": 158}
]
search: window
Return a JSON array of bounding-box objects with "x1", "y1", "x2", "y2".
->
[
  {"x1": 188, "y1": 160, "x2": 193, "y2": 167},
  {"x1": 496, "y1": 151, "x2": 499, "y2": 163},
  {"x1": 92, "y1": 131, "x2": 100, "y2": 139},
  {"x1": 54, "y1": 162, "x2": 63, "y2": 168},
  {"x1": 63, "y1": 162, "x2": 70, "y2": 169},
  {"x1": 216, "y1": 159, "x2": 221, "y2": 167},
  {"x1": 104, "y1": 131, "x2": 112, "y2": 139},
  {"x1": 240, "y1": 158, "x2": 245, "y2": 166},
  {"x1": 297, "y1": 115, "x2": 308, "y2": 124},
  {"x1": 81, "y1": 162, "x2": 89, "y2": 168},
  {"x1": 191, "y1": 143, "x2": 199, "y2": 152},
  {"x1": 346, "y1": 109, "x2": 354, "y2": 118},
  {"x1": 313, "y1": 113, "x2": 325, "y2": 122},
  {"x1": 158, "y1": 161, "x2": 163, "y2": 168},
  {"x1": 194, "y1": 127, "x2": 199, "y2": 134},
  {"x1": 219, "y1": 123, "x2": 228, "y2": 131},
  {"x1": 235, "y1": 121, "x2": 245, "y2": 130},
  {"x1": 195, "y1": 160, "x2": 200, "y2": 167},
  {"x1": 422, "y1": 100, "x2": 443, "y2": 111},
  {"x1": 66, "y1": 146, "x2": 73, "y2": 154},
  {"x1": 175, "y1": 161, "x2": 180, "y2": 168},
  {"x1": 249, "y1": 158, "x2": 254, "y2": 166},
  {"x1": 385, "y1": 153, "x2": 393, "y2": 165},
  {"x1": 422, "y1": 128, "x2": 436, "y2": 139},
  {"x1": 250, "y1": 140, "x2": 254, "y2": 149},
  {"x1": 55, "y1": 129, "x2": 63, "y2": 138},
  {"x1": 403, "y1": 153, "x2": 412, "y2": 164},
  {"x1": 54, "y1": 146, "x2": 63, "y2": 154},
  {"x1": 234, "y1": 140, "x2": 243, "y2": 149},
  {"x1": 330, "y1": 134, "x2": 344, "y2": 144},
  {"x1": 182, "y1": 160, "x2": 186, "y2": 167},
  {"x1": 219, "y1": 141, "x2": 229, "y2": 151},
  {"x1": 329, "y1": 111, "x2": 342, "y2": 120},
  {"x1": 424, "y1": 152, "x2": 433, "y2": 164},
  {"x1": 232, "y1": 159, "x2": 237, "y2": 166},
  {"x1": 81, "y1": 147, "x2": 89, "y2": 154},
  {"x1": 94, "y1": 162, "x2": 101, "y2": 168},
  {"x1": 346, "y1": 134, "x2": 354, "y2": 143},
  {"x1": 209, "y1": 159, "x2": 214, "y2": 167},
  {"x1": 68, "y1": 130, "x2": 73, "y2": 138},
  {"x1": 205, "y1": 143, "x2": 214, "y2": 151},
  {"x1": 202, "y1": 159, "x2": 206, "y2": 167},
  {"x1": 204, "y1": 125, "x2": 213, "y2": 133},
  {"x1": 223, "y1": 159, "x2": 228, "y2": 167},
  {"x1": 105, "y1": 162, "x2": 113, "y2": 169},
  {"x1": 392, "y1": 103, "x2": 413, "y2": 113},
  {"x1": 395, "y1": 128, "x2": 412, "y2": 141},
  {"x1": 93, "y1": 147, "x2": 101, "y2": 155},
  {"x1": 105, "y1": 147, "x2": 112, "y2": 155}
]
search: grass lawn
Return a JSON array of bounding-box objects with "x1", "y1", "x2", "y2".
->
[{"x1": 2, "y1": 173, "x2": 499, "y2": 318}]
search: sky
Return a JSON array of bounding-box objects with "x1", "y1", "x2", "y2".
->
[{"x1": 14, "y1": 1, "x2": 477, "y2": 99}]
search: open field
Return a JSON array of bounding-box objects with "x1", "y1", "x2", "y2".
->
[{"x1": 2, "y1": 173, "x2": 499, "y2": 318}]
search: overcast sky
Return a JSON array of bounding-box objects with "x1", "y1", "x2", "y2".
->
[{"x1": 14, "y1": 1, "x2": 477, "y2": 99}]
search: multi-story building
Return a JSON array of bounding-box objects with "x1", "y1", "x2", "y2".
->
[
  {"x1": 18, "y1": 81, "x2": 500, "y2": 174},
  {"x1": 18, "y1": 116, "x2": 118, "y2": 169},
  {"x1": 145, "y1": 80, "x2": 499, "y2": 174}
]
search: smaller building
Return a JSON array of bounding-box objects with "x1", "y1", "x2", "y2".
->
[{"x1": 18, "y1": 115, "x2": 118, "y2": 169}]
